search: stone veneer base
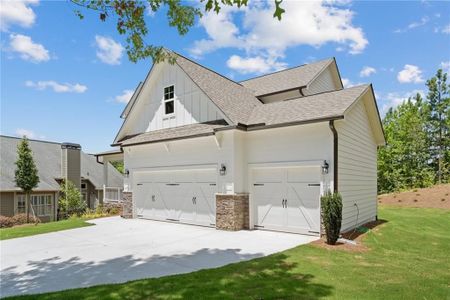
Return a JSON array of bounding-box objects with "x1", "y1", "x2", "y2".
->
[
  {"x1": 121, "y1": 192, "x2": 133, "y2": 219},
  {"x1": 215, "y1": 193, "x2": 249, "y2": 231}
]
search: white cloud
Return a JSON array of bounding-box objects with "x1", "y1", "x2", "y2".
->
[
  {"x1": 397, "y1": 64, "x2": 424, "y2": 84},
  {"x1": 394, "y1": 16, "x2": 429, "y2": 33},
  {"x1": 9, "y1": 34, "x2": 50, "y2": 62},
  {"x1": 15, "y1": 128, "x2": 45, "y2": 139},
  {"x1": 359, "y1": 66, "x2": 376, "y2": 77},
  {"x1": 226, "y1": 55, "x2": 287, "y2": 74},
  {"x1": 0, "y1": 0, "x2": 38, "y2": 31},
  {"x1": 440, "y1": 61, "x2": 450, "y2": 73},
  {"x1": 114, "y1": 89, "x2": 134, "y2": 104},
  {"x1": 25, "y1": 80, "x2": 87, "y2": 93},
  {"x1": 95, "y1": 35, "x2": 123, "y2": 65},
  {"x1": 380, "y1": 90, "x2": 425, "y2": 116},
  {"x1": 190, "y1": 1, "x2": 368, "y2": 74},
  {"x1": 442, "y1": 24, "x2": 450, "y2": 34},
  {"x1": 341, "y1": 78, "x2": 363, "y2": 88}
]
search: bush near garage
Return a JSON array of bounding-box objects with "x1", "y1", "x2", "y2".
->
[
  {"x1": 0, "y1": 214, "x2": 41, "y2": 228},
  {"x1": 321, "y1": 191, "x2": 343, "y2": 245}
]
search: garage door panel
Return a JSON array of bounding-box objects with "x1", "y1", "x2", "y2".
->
[
  {"x1": 286, "y1": 184, "x2": 320, "y2": 232},
  {"x1": 134, "y1": 167, "x2": 217, "y2": 227},
  {"x1": 194, "y1": 183, "x2": 216, "y2": 226},
  {"x1": 252, "y1": 165, "x2": 321, "y2": 235}
]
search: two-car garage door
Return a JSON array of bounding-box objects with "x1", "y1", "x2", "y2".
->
[
  {"x1": 134, "y1": 168, "x2": 217, "y2": 227},
  {"x1": 251, "y1": 165, "x2": 322, "y2": 235}
]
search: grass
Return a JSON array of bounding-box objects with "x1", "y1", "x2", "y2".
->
[
  {"x1": 0, "y1": 218, "x2": 93, "y2": 241},
  {"x1": 6, "y1": 206, "x2": 450, "y2": 299}
]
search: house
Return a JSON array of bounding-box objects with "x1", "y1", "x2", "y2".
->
[
  {"x1": 0, "y1": 136, "x2": 123, "y2": 222},
  {"x1": 97, "y1": 51, "x2": 385, "y2": 235}
]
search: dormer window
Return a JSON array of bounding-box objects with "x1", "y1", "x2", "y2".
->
[{"x1": 164, "y1": 85, "x2": 175, "y2": 115}]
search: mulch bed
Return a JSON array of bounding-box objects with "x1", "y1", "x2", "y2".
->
[{"x1": 310, "y1": 219, "x2": 387, "y2": 252}]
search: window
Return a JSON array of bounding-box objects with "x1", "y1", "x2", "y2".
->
[
  {"x1": 164, "y1": 85, "x2": 175, "y2": 115},
  {"x1": 30, "y1": 195, "x2": 53, "y2": 216},
  {"x1": 17, "y1": 195, "x2": 26, "y2": 214},
  {"x1": 81, "y1": 183, "x2": 87, "y2": 189}
]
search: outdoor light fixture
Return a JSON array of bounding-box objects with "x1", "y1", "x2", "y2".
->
[
  {"x1": 219, "y1": 164, "x2": 227, "y2": 176},
  {"x1": 322, "y1": 160, "x2": 329, "y2": 174},
  {"x1": 124, "y1": 169, "x2": 130, "y2": 178}
]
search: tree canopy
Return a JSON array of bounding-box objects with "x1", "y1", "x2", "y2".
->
[
  {"x1": 71, "y1": 0, "x2": 285, "y2": 63},
  {"x1": 378, "y1": 69, "x2": 450, "y2": 193}
]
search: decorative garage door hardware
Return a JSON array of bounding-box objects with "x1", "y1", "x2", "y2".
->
[
  {"x1": 282, "y1": 199, "x2": 288, "y2": 208},
  {"x1": 308, "y1": 183, "x2": 320, "y2": 186},
  {"x1": 166, "y1": 183, "x2": 180, "y2": 186},
  {"x1": 253, "y1": 183, "x2": 264, "y2": 186}
]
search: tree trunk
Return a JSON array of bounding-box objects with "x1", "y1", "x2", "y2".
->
[{"x1": 26, "y1": 192, "x2": 30, "y2": 223}]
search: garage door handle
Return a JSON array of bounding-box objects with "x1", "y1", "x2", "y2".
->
[
  {"x1": 308, "y1": 183, "x2": 320, "y2": 187},
  {"x1": 166, "y1": 183, "x2": 179, "y2": 186},
  {"x1": 192, "y1": 197, "x2": 196, "y2": 204},
  {"x1": 282, "y1": 199, "x2": 285, "y2": 208},
  {"x1": 254, "y1": 183, "x2": 264, "y2": 186}
]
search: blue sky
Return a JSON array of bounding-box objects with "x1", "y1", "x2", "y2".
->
[{"x1": 1, "y1": 0, "x2": 449, "y2": 153}]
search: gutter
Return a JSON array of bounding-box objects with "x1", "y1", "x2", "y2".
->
[{"x1": 329, "y1": 120, "x2": 338, "y2": 192}]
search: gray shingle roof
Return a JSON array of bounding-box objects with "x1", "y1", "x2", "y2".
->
[
  {"x1": 0, "y1": 136, "x2": 123, "y2": 191},
  {"x1": 240, "y1": 58, "x2": 333, "y2": 97},
  {"x1": 120, "y1": 120, "x2": 228, "y2": 146},
  {"x1": 247, "y1": 84, "x2": 370, "y2": 126},
  {"x1": 174, "y1": 53, "x2": 262, "y2": 125}
]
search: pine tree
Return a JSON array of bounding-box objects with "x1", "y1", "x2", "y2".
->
[
  {"x1": 426, "y1": 69, "x2": 450, "y2": 183},
  {"x1": 14, "y1": 137, "x2": 40, "y2": 223}
]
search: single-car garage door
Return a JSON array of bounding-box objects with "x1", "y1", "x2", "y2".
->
[
  {"x1": 134, "y1": 168, "x2": 217, "y2": 227},
  {"x1": 251, "y1": 165, "x2": 321, "y2": 235}
]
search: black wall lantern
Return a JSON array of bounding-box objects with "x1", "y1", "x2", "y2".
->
[
  {"x1": 219, "y1": 164, "x2": 227, "y2": 176},
  {"x1": 124, "y1": 169, "x2": 130, "y2": 178},
  {"x1": 322, "y1": 160, "x2": 329, "y2": 174}
]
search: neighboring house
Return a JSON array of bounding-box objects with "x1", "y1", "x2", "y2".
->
[
  {"x1": 0, "y1": 136, "x2": 123, "y2": 222},
  {"x1": 97, "y1": 51, "x2": 385, "y2": 235}
]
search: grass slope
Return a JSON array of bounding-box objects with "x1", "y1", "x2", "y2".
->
[
  {"x1": 0, "y1": 218, "x2": 92, "y2": 240},
  {"x1": 7, "y1": 206, "x2": 450, "y2": 299}
]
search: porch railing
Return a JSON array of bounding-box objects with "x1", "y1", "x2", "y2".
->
[{"x1": 103, "y1": 185, "x2": 123, "y2": 203}]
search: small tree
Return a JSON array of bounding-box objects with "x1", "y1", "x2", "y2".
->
[
  {"x1": 321, "y1": 191, "x2": 343, "y2": 245},
  {"x1": 14, "y1": 137, "x2": 40, "y2": 223},
  {"x1": 58, "y1": 180, "x2": 86, "y2": 219}
]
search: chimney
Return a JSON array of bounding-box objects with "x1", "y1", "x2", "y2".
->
[{"x1": 61, "y1": 142, "x2": 81, "y2": 190}]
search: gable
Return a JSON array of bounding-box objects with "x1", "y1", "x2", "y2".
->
[
  {"x1": 304, "y1": 61, "x2": 343, "y2": 96},
  {"x1": 114, "y1": 61, "x2": 229, "y2": 143}
]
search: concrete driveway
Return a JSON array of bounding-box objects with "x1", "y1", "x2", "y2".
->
[{"x1": 0, "y1": 217, "x2": 318, "y2": 297}]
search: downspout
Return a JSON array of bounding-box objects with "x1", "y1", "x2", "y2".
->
[{"x1": 329, "y1": 120, "x2": 338, "y2": 192}]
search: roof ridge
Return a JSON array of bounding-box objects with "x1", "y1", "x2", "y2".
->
[
  {"x1": 239, "y1": 58, "x2": 333, "y2": 83},
  {"x1": 173, "y1": 51, "x2": 245, "y2": 88},
  {"x1": 0, "y1": 135, "x2": 62, "y2": 145}
]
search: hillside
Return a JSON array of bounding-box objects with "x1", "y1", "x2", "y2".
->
[{"x1": 378, "y1": 184, "x2": 450, "y2": 209}]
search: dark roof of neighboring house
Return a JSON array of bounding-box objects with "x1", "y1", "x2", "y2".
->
[
  {"x1": 240, "y1": 58, "x2": 333, "y2": 97},
  {"x1": 0, "y1": 136, "x2": 123, "y2": 191},
  {"x1": 247, "y1": 85, "x2": 370, "y2": 126},
  {"x1": 120, "y1": 120, "x2": 228, "y2": 146},
  {"x1": 174, "y1": 52, "x2": 262, "y2": 125}
]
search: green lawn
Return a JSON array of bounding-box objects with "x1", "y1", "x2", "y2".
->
[
  {"x1": 6, "y1": 206, "x2": 450, "y2": 300},
  {"x1": 0, "y1": 218, "x2": 93, "y2": 240}
]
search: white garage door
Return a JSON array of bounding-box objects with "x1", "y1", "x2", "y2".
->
[
  {"x1": 251, "y1": 165, "x2": 321, "y2": 235},
  {"x1": 134, "y1": 168, "x2": 217, "y2": 227}
]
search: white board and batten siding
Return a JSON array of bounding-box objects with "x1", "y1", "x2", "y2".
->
[
  {"x1": 120, "y1": 62, "x2": 226, "y2": 138},
  {"x1": 335, "y1": 99, "x2": 378, "y2": 231}
]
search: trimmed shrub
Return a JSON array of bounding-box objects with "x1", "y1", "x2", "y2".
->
[
  {"x1": 321, "y1": 191, "x2": 343, "y2": 245},
  {"x1": 11, "y1": 213, "x2": 40, "y2": 225},
  {"x1": 0, "y1": 216, "x2": 14, "y2": 228},
  {"x1": 0, "y1": 214, "x2": 41, "y2": 228}
]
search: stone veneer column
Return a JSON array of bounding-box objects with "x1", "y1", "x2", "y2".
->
[
  {"x1": 215, "y1": 193, "x2": 249, "y2": 231},
  {"x1": 121, "y1": 192, "x2": 133, "y2": 219}
]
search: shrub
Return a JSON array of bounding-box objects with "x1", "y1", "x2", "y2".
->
[
  {"x1": 0, "y1": 214, "x2": 41, "y2": 228},
  {"x1": 321, "y1": 191, "x2": 343, "y2": 245},
  {"x1": 11, "y1": 213, "x2": 40, "y2": 225},
  {"x1": 0, "y1": 216, "x2": 14, "y2": 228},
  {"x1": 58, "y1": 180, "x2": 86, "y2": 219}
]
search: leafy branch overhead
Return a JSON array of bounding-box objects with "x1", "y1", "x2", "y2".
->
[{"x1": 71, "y1": 0, "x2": 285, "y2": 63}]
